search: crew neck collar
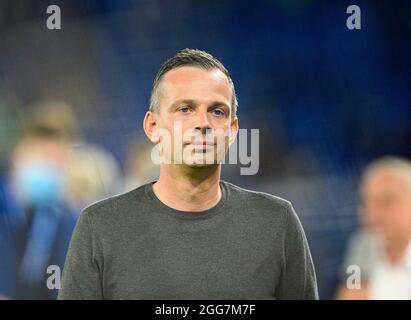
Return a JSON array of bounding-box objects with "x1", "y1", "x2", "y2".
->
[{"x1": 144, "y1": 180, "x2": 228, "y2": 220}]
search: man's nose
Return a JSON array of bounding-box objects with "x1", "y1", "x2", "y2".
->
[{"x1": 195, "y1": 111, "x2": 212, "y2": 133}]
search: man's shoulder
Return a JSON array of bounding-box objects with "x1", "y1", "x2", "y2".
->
[
  {"x1": 80, "y1": 183, "x2": 149, "y2": 220},
  {"x1": 222, "y1": 180, "x2": 292, "y2": 212}
]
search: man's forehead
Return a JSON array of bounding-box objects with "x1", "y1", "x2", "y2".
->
[{"x1": 161, "y1": 66, "x2": 230, "y2": 89}]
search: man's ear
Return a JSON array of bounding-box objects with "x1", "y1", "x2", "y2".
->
[
  {"x1": 143, "y1": 111, "x2": 160, "y2": 144},
  {"x1": 229, "y1": 116, "x2": 239, "y2": 145}
]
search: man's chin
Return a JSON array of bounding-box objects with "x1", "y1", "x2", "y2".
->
[
  {"x1": 182, "y1": 160, "x2": 219, "y2": 168},
  {"x1": 160, "y1": 152, "x2": 224, "y2": 167},
  {"x1": 180, "y1": 155, "x2": 221, "y2": 168}
]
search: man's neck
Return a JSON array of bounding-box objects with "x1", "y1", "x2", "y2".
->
[{"x1": 152, "y1": 164, "x2": 222, "y2": 212}]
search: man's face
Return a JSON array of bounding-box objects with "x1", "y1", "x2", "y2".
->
[
  {"x1": 360, "y1": 170, "x2": 411, "y2": 242},
  {"x1": 153, "y1": 66, "x2": 238, "y2": 167}
]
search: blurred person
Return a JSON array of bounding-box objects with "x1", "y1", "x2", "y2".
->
[
  {"x1": 66, "y1": 142, "x2": 123, "y2": 213},
  {"x1": 0, "y1": 102, "x2": 78, "y2": 299},
  {"x1": 123, "y1": 134, "x2": 159, "y2": 191},
  {"x1": 23, "y1": 101, "x2": 123, "y2": 213},
  {"x1": 22, "y1": 100, "x2": 79, "y2": 142},
  {"x1": 59, "y1": 49, "x2": 317, "y2": 300},
  {"x1": 336, "y1": 157, "x2": 411, "y2": 300}
]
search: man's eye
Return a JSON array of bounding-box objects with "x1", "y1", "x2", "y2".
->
[
  {"x1": 178, "y1": 106, "x2": 191, "y2": 113},
  {"x1": 212, "y1": 109, "x2": 225, "y2": 116}
]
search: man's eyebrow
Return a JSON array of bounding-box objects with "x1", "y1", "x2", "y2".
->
[
  {"x1": 208, "y1": 101, "x2": 230, "y2": 109},
  {"x1": 168, "y1": 99, "x2": 230, "y2": 110},
  {"x1": 168, "y1": 99, "x2": 196, "y2": 110}
]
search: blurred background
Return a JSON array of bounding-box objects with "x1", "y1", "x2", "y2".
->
[{"x1": 0, "y1": 0, "x2": 410, "y2": 299}]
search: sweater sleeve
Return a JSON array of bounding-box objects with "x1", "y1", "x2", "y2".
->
[
  {"x1": 276, "y1": 203, "x2": 319, "y2": 300},
  {"x1": 58, "y1": 210, "x2": 104, "y2": 300}
]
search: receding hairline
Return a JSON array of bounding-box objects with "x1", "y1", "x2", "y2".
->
[
  {"x1": 159, "y1": 65, "x2": 232, "y2": 94},
  {"x1": 161, "y1": 65, "x2": 230, "y2": 80}
]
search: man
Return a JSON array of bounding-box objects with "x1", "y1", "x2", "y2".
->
[
  {"x1": 59, "y1": 49, "x2": 318, "y2": 300},
  {"x1": 336, "y1": 157, "x2": 411, "y2": 299}
]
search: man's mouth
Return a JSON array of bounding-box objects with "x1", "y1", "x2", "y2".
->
[
  {"x1": 184, "y1": 140, "x2": 216, "y2": 152},
  {"x1": 190, "y1": 141, "x2": 215, "y2": 146},
  {"x1": 183, "y1": 137, "x2": 215, "y2": 145}
]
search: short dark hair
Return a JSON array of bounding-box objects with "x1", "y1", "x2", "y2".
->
[{"x1": 149, "y1": 48, "x2": 238, "y2": 118}]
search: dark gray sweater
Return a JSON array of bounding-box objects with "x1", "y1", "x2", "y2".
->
[{"x1": 58, "y1": 180, "x2": 318, "y2": 300}]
